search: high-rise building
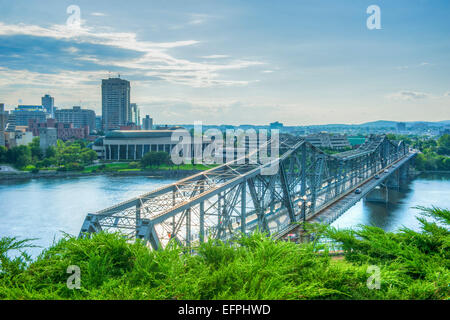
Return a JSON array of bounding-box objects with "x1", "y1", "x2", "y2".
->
[
  {"x1": 142, "y1": 115, "x2": 153, "y2": 130},
  {"x1": 101, "y1": 77, "x2": 130, "y2": 132},
  {"x1": 95, "y1": 116, "x2": 102, "y2": 132},
  {"x1": 0, "y1": 103, "x2": 8, "y2": 131},
  {"x1": 12, "y1": 105, "x2": 47, "y2": 126},
  {"x1": 55, "y1": 106, "x2": 96, "y2": 133},
  {"x1": 42, "y1": 94, "x2": 54, "y2": 118},
  {"x1": 130, "y1": 103, "x2": 140, "y2": 126},
  {"x1": 0, "y1": 103, "x2": 5, "y2": 147}
]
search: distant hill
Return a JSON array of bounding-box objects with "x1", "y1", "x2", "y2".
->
[{"x1": 360, "y1": 120, "x2": 450, "y2": 127}]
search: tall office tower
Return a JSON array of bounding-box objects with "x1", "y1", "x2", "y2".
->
[
  {"x1": 130, "y1": 103, "x2": 140, "y2": 125},
  {"x1": 142, "y1": 115, "x2": 153, "y2": 130},
  {"x1": 0, "y1": 103, "x2": 7, "y2": 147},
  {"x1": 101, "y1": 77, "x2": 130, "y2": 131},
  {"x1": 95, "y1": 116, "x2": 102, "y2": 132},
  {"x1": 0, "y1": 103, "x2": 8, "y2": 130},
  {"x1": 42, "y1": 94, "x2": 54, "y2": 117}
]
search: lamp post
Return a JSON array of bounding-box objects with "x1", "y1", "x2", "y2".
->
[{"x1": 297, "y1": 195, "x2": 312, "y2": 242}]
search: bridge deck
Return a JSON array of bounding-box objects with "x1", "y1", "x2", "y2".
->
[{"x1": 308, "y1": 152, "x2": 415, "y2": 224}]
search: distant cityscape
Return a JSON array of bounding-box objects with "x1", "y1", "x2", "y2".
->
[{"x1": 1, "y1": 76, "x2": 449, "y2": 161}]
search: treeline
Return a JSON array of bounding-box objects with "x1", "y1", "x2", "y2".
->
[
  {"x1": 387, "y1": 133, "x2": 450, "y2": 171},
  {"x1": 0, "y1": 206, "x2": 448, "y2": 299},
  {"x1": 0, "y1": 138, "x2": 97, "y2": 172}
]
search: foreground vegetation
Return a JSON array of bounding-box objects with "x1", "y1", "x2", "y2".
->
[
  {"x1": 387, "y1": 133, "x2": 450, "y2": 171},
  {"x1": 0, "y1": 138, "x2": 97, "y2": 172},
  {"x1": 0, "y1": 206, "x2": 448, "y2": 300}
]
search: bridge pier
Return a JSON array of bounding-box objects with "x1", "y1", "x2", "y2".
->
[
  {"x1": 386, "y1": 170, "x2": 400, "y2": 189},
  {"x1": 365, "y1": 185, "x2": 388, "y2": 203}
]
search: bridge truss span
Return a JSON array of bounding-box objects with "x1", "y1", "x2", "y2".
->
[{"x1": 79, "y1": 134, "x2": 415, "y2": 249}]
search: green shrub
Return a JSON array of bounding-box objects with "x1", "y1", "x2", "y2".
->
[
  {"x1": 0, "y1": 206, "x2": 448, "y2": 300},
  {"x1": 128, "y1": 162, "x2": 140, "y2": 169}
]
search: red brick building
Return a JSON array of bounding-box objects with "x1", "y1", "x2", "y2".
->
[{"x1": 28, "y1": 119, "x2": 89, "y2": 141}]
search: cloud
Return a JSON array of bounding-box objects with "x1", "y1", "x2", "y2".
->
[
  {"x1": 201, "y1": 55, "x2": 230, "y2": 59},
  {"x1": 61, "y1": 46, "x2": 79, "y2": 54},
  {"x1": 262, "y1": 70, "x2": 274, "y2": 73},
  {"x1": 387, "y1": 90, "x2": 430, "y2": 101},
  {"x1": 0, "y1": 22, "x2": 264, "y2": 88},
  {"x1": 91, "y1": 12, "x2": 107, "y2": 17},
  {"x1": 396, "y1": 62, "x2": 432, "y2": 70}
]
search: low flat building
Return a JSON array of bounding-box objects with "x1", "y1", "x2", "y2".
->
[
  {"x1": 4, "y1": 131, "x2": 33, "y2": 148},
  {"x1": 103, "y1": 130, "x2": 181, "y2": 160},
  {"x1": 305, "y1": 132, "x2": 350, "y2": 150}
]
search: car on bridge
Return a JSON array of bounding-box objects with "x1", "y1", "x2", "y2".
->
[
  {"x1": 374, "y1": 174, "x2": 380, "y2": 179},
  {"x1": 384, "y1": 169, "x2": 389, "y2": 173},
  {"x1": 355, "y1": 188, "x2": 362, "y2": 194}
]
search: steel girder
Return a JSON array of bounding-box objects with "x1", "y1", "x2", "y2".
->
[{"x1": 79, "y1": 134, "x2": 410, "y2": 249}]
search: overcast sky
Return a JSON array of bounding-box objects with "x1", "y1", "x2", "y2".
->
[{"x1": 0, "y1": 0, "x2": 449, "y2": 125}]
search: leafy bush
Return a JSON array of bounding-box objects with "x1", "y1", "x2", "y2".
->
[
  {"x1": 128, "y1": 162, "x2": 140, "y2": 169},
  {"x1": 0, "y1": 207, "x2": 448, "y2": 300},
  {"x1": 66, "y1": 162, "x2": 84, "y2": 171}
]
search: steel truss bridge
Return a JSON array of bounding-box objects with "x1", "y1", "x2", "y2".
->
[{"x1": 79, "y1": 135, "x2": 416, "y2": 249}]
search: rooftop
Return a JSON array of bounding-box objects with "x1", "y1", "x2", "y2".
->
[{"x1": 105, "y1": 130, "x2": 180, "y2": 139}]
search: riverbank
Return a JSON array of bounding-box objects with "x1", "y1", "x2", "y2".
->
[{"x1": 0, "y1": 168, "x2": 203, "y2": 181}]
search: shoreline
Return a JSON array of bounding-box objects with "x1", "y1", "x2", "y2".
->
[
  {"x1": 1, "y1": 167, "x2": 449, "y2": 182},
  {"x1": 0, "y1": 169, "x2": 203, "y2": 181}
]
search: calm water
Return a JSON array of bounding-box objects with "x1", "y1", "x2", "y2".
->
[
  {"x1": 0, "y1": 173, "x2": 449, "y2": 257},
  {"x1": 0, "y1": 176, "x2": 175, "y2": 257},
  {"x1": 331, "y1": 173, "x2": 450, "y2": 232}
]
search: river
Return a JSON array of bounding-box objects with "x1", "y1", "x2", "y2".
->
[{"x1": 0, "y1": 173, "x2": 449, "y2": 257}]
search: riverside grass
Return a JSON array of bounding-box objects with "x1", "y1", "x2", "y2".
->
[{"x1": 0, "y1": 207, "x2": 448, "y2": 300}]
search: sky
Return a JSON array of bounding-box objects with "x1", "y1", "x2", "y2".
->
[{"x1": 0, "y1": 0, "x2": 449, "y2": 125}]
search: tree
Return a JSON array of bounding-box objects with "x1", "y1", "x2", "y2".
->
[
  {"x1": 29, "y1": 137, "x2": 43, "y2": 161},
  {"x1": 0, "y1": 146, "x2": 7, "y2": 163},
  {"x1": 141, "y1": 151, "x2": 170, "y2": 168},
  {"x1": 80, "y1": 149, "x2": 97, "y2": 164},
  {"x1": 6, "y1": 145, "x2": 32, "y2": 168},
  {"x1": 45, "y1": 146, "x2": 57, "y2": 158}
]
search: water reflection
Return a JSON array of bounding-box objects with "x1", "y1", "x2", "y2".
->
[{"x1": 331, "y1": 173, "x2": 450, "y2": 232}]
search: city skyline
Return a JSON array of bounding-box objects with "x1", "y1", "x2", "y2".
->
[{"x1": 0, "y1": 0, "x2": 449, "y2": 125}]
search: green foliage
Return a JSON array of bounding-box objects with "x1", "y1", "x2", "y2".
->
[
  {"x1": 0, "y1": 207, "x2": 448, "y2": 300},
  {"x1": 0, "y1": 145, "x2": 7, "y2": 163},
  {"x1": 141, "y1": 151, "x2": 170, "y2": 168},
  {"x1": 1, "y1": 139, "x2": 97, "y2": 170},
  {"x1": 387, "y1": 133, "x2": 450, "y2": 171},
  {"x1": 6, "y1": 145, "x2": 32, "y2": 168},
  {"x1": 128, "y1": 161, "x2": 140, "y2": 169},
  {"x1": 325, "y1": 206, "x2": 450, "y2": 299}
]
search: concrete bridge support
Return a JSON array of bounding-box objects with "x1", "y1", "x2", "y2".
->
[
  {"x1": 399, "y1": 162, "x2": 410, "y2": 180},
  {"x1": 386, "y1": 170, "x2": 400, "y2": 189},
  {"x1": 365, "y1": 185, "x2": 388, "y2": 203}
]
